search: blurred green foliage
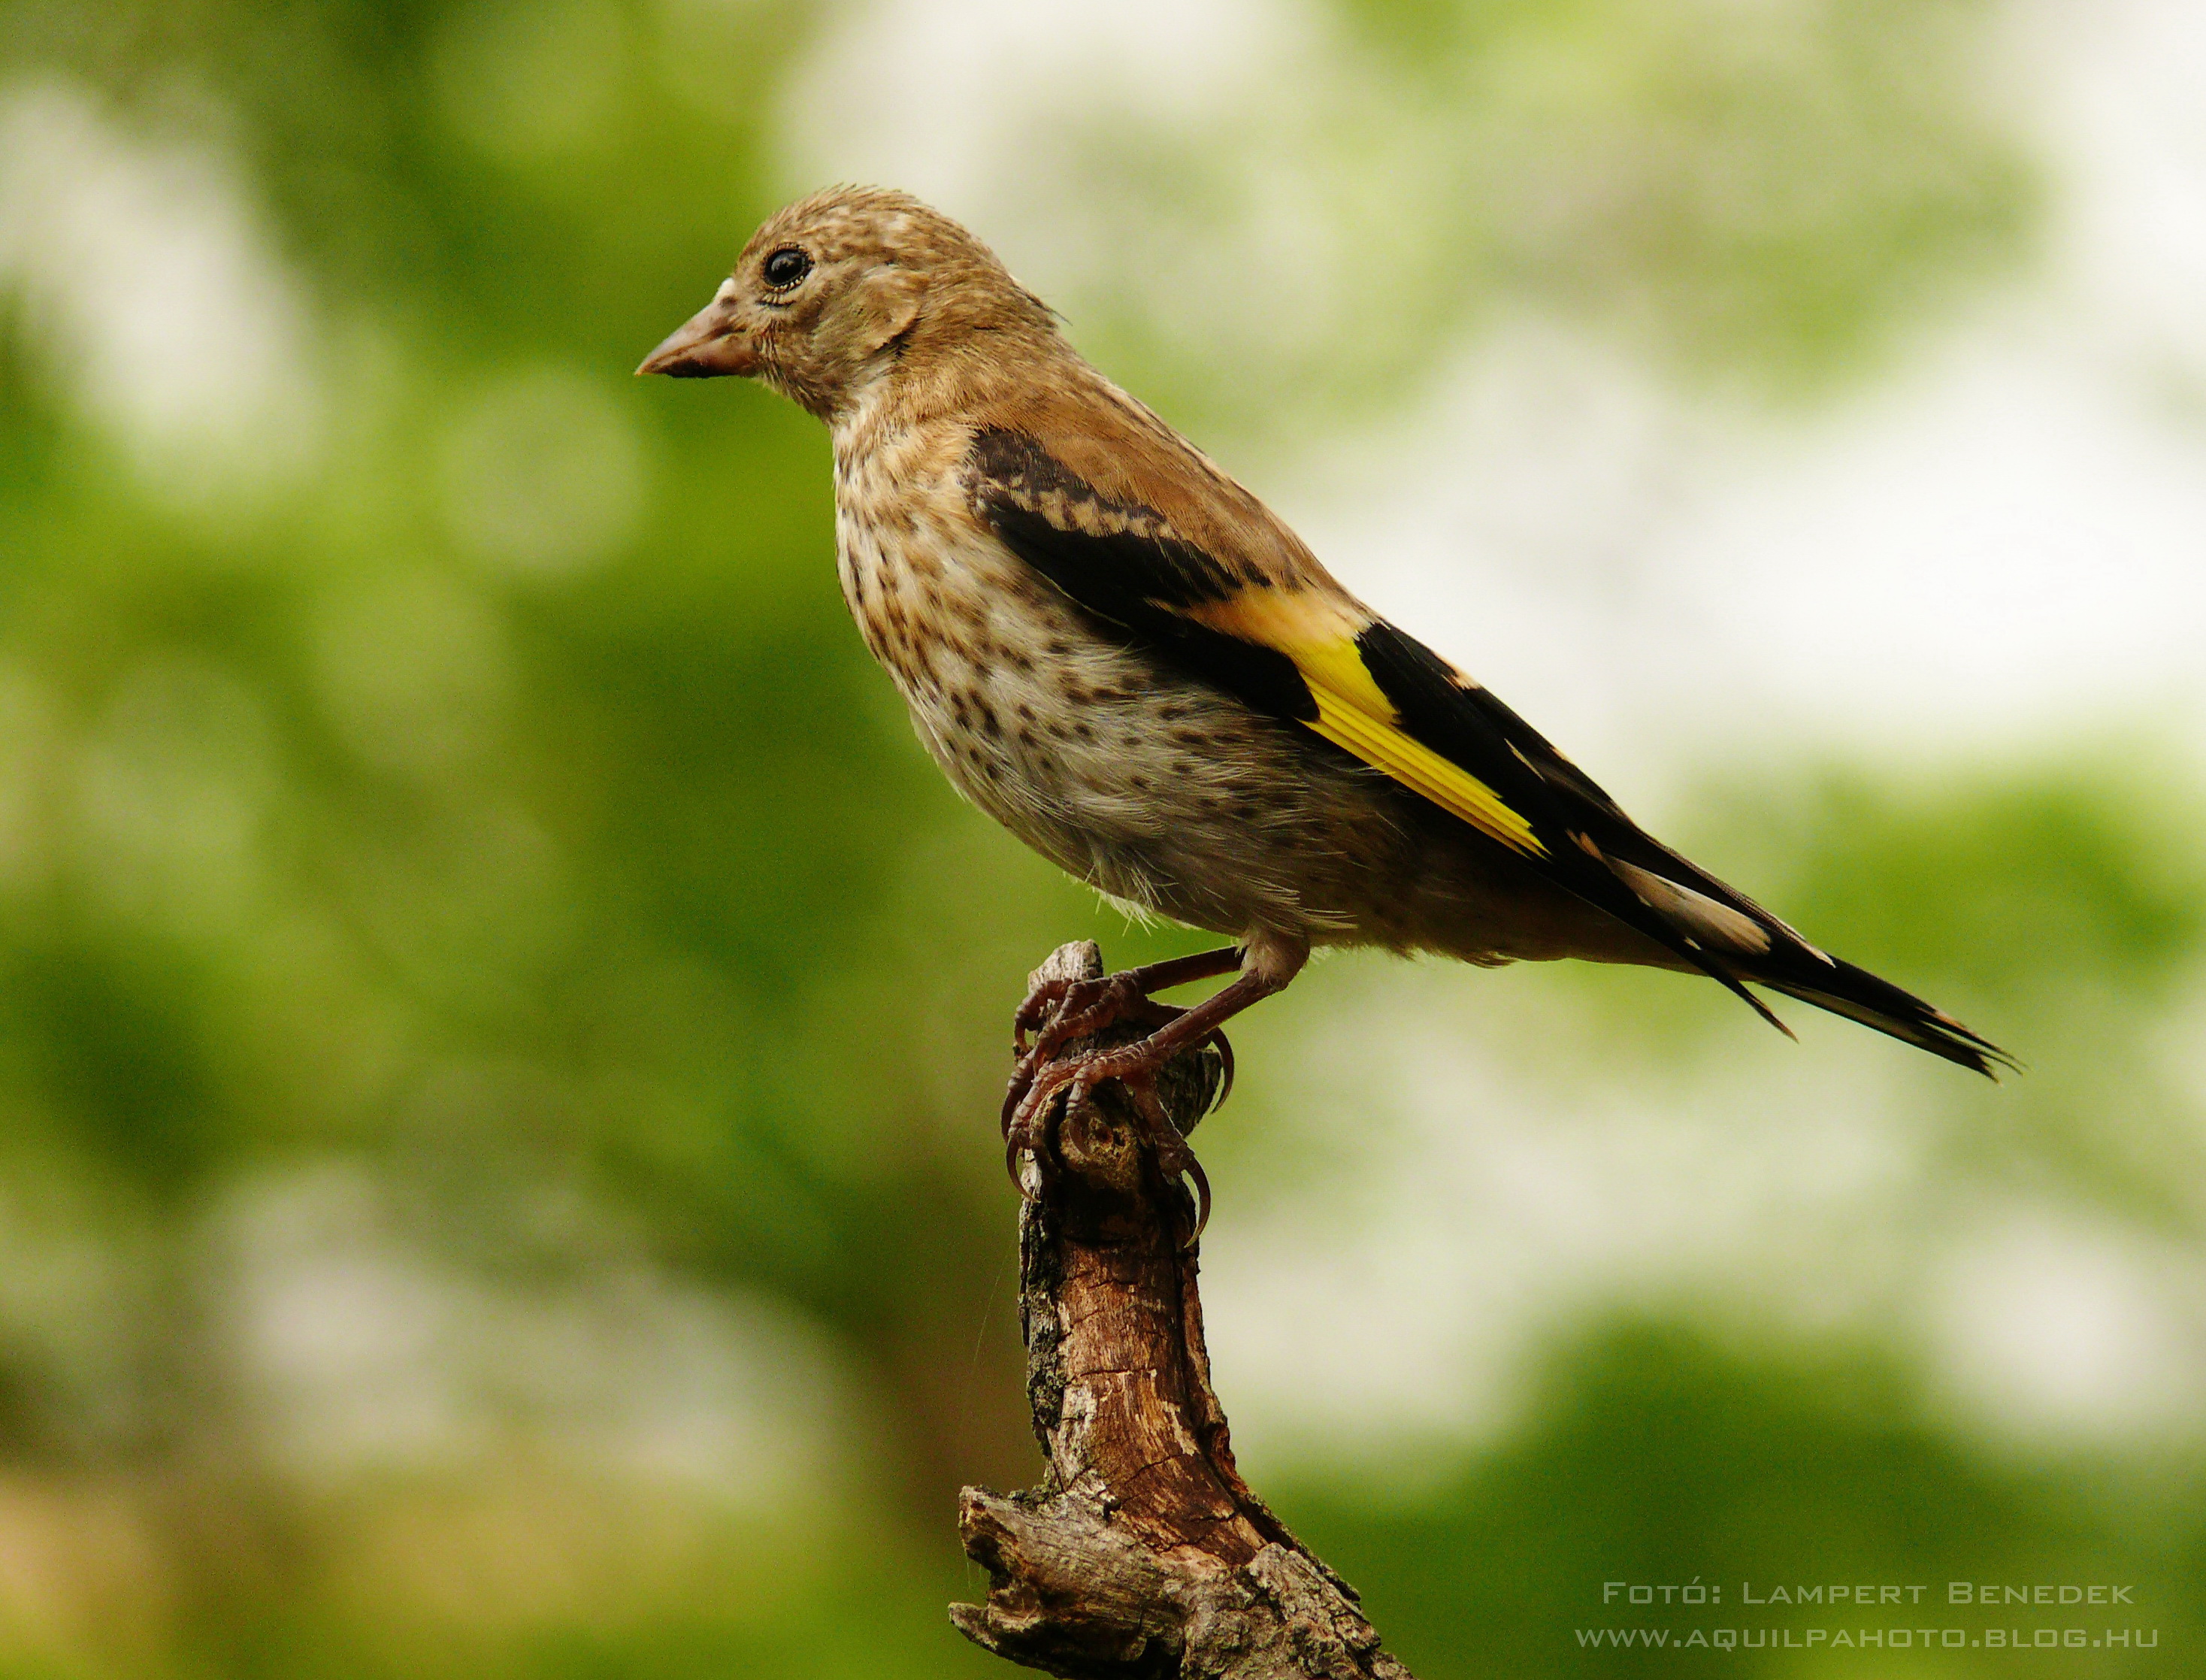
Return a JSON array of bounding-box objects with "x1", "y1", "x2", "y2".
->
[{"x1": 0, "y1": 0, "x2": 2197, "y2": 1675}]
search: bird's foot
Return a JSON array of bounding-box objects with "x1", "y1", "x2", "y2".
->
[
  {"x1": 1003, "y1": 970, "x2": 1233, "y2": 1138},
  {"x1": 1004, "y1": 1037, "x2": 1212, "y2": 1243}
]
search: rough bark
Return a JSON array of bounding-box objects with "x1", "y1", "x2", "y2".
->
[{"x1": 952, "y1": 941, "x2": 1415, "y2": 1680}]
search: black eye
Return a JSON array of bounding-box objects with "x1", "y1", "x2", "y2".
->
[{"x1": 761, "y1": 247, "x2": 810, "y2": 289}]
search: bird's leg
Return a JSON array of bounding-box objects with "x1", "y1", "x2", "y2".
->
[
  {"x1": 1006, "y1": 958, "x2": 1299, "y2": 1240},
  {"x1": 1003, "y1": 946, "x2": 1243, "y2": 1136},
  {"x1": 1010, "y1": 946, "x2": 1244, "y2": 1055}
]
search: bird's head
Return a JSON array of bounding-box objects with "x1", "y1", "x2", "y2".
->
[{"x1": 637, "y1": 186, "x2": 1055, "y2": 422}]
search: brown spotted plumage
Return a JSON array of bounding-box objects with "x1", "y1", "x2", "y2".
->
[{"x1": 640, "y1": 186, "x2": 2009, "y2": 1215}]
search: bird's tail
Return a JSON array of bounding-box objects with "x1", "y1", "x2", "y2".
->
[
  {"x1": 1579, "y1": 831, "x2": 2014, "y2": 1078},
  {"x1": 1739, "y1": 947, "x2": 2014, "y2": 1078}
]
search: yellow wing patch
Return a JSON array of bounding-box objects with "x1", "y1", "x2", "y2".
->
[
  {"x1": 1186, "y1": 591, "x2": 1547, "y2": 858},
  {"x1": 1302, "y1": 679, "x2": 1547, "y2": 858}
]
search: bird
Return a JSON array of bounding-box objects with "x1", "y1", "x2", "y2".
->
[{"x1": 638, "y1": 185, "x2": 2009, "y2": 1218}]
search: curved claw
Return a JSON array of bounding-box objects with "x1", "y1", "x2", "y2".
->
[
  {"x1": 1001, "y1": 1065, "x2": 1035, "y2": 1137},
  {"x1": 1178, "y1": 1152, "x2": 1212, "y2": 1246},
  {"x1": 1204, "y1": 1028, "x2": 1235, "y2": 1115},
  {"x1": 1113, "y1": 1067, "x2": 1211, "y2": 1246}
]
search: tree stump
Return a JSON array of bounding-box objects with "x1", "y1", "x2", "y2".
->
[{"x1": 952, "y1": 941, "x2": 1415, "y2": 1679}]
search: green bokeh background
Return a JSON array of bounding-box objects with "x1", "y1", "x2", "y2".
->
[{"x1": 0, "y1": 0, "x2": 2199, "y2": 1674}]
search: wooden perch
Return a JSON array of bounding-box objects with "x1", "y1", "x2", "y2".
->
[{"x1": 952, "y1": 940, "x2": 1415, "y2": 1680}]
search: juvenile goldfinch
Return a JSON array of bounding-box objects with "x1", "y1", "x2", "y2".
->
[{"x1": 640, "y1": 186, "x2": 2008, "y2": 1203}]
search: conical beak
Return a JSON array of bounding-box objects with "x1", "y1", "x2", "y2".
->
[{"x1": 635, "y1": 295, "x2": 759, "y2": 378}]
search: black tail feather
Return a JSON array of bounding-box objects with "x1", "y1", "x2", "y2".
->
[{"x1": 1740, "y1": 951, "x2": 2014, "y2": 1079}]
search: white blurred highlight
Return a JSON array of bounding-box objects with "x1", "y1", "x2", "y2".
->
[
  {"x1": 782, "y1": 0, "x2": 1291, "y2": 209},
  {"x1": 0, "y1": 80, "x2": 325, "y2": 503},
  {"x1": 1203, "y1": 977, "x2": 1935, "y2": 1469},
  {"x1": 1924, "y1": 1212, "x2": 2206, "y2": 1442},
  {"x1": 221, "y1": 1164, "x2": 857, "y2": 1504},
  {"x1": 1306, "y1": 0, "x2": 2206, "y2": 778}
]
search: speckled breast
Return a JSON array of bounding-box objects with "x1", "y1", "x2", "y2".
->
[{"x1": 826, "y1": 440, "x2": 1375, "y2": 938}]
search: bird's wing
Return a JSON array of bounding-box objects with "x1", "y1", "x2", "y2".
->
[
  {"x1": 964, "y1": 425, "x2": 2010, "y2": 1075},
  {"x1": 962, "y1": 429, "x2": 1748, "y2": 973}
]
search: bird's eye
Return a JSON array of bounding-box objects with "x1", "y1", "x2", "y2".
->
[{"x1": 761, "y1": 247, "x2": 811, "y2": 289}]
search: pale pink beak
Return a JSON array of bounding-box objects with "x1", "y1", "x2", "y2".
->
[{"x1": 635, "y1": 292, "x2": 759, "y2": 378}]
